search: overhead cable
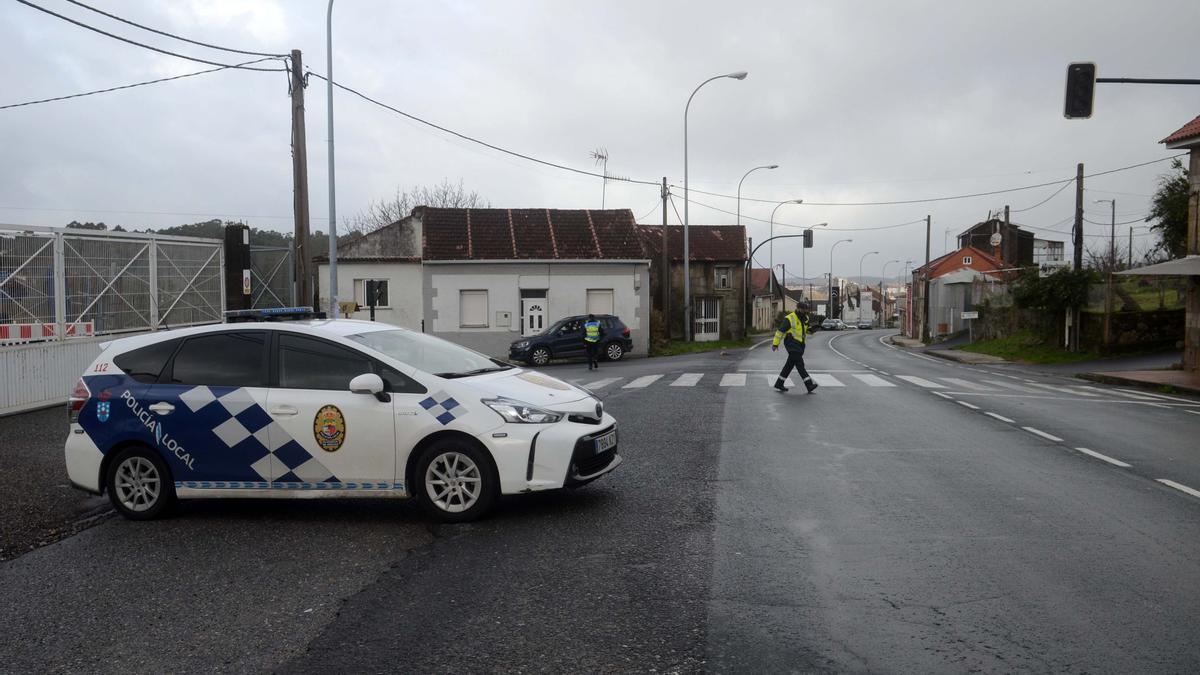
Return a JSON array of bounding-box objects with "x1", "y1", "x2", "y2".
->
[
  {"x1": 63, "y1": 0, "x2": 286, "y2": 57},
  {"x1": 16, "y1": 0, "x2": 284, "y2": 71},
  {"x1": 0, "y1": 56, "x2": 283, "y2": 110}
]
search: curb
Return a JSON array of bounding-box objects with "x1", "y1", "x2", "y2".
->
[
  {"x1": 923, "y1": 349, "x2": 1010, "y2": 365},
  {"x1": 1076, "y1": 372, "x2": 1200, "y2": 396}
]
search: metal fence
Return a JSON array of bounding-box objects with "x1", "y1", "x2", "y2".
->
[
  {"x1": 249, "y1": 244, "x2": 294, "y2": 309},
  {"x1": 1086, "y1": 275, "x2": 1187, "y2": 313}
]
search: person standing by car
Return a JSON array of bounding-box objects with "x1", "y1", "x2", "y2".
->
[
  {"x1": 771, "y1": 304, "x2": 818, "y2": 393},
  {"x1": 583, "y1": 314, "x2": 605, "y2": 370}
]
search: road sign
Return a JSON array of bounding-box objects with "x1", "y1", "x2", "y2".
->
[{"x1": 961, "y1": 311, "x2": 979, "y2": 320}]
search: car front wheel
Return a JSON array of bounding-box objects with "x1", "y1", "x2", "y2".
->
[
  {"x1": 604, "y1": 341, "x2": 625, "y2": 361},
  {"x1": 530, "y1": 346, "x2": 551, "y2": 366},
  {"x1": 107, "y1": 446, "x2": 175, "y2": 520},
  {"x1": 416, "y1": 440, "x2": 498, "y2": 522}
]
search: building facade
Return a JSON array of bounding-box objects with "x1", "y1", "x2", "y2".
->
[{"x1": 639, "y1": 224, "x2": 748, "y2": 341}]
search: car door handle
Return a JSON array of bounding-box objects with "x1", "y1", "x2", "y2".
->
[
  {"x1": 269, "y1": 405, "x2": 298, "y2": 416},
  {"x1": 149, "y1": 402, "x2": 174, "y2": 415}
]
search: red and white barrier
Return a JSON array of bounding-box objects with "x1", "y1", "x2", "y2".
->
[{"x1": 0, "y1": 322, "x2": 95, "y2": 344}]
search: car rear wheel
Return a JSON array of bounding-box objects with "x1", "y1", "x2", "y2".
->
[
  {"x1": 530, "y1": 346, "x2": 551, "y2": 366},
  {"x1": 416, "y1": 440, "x2": 498, "y2": 522},
  {"x1": 604, "y1": 341, "x2": 624, "y2": 361},
  {"x1": 107, "y1": 446, "x2": 175, "y2": 520}
]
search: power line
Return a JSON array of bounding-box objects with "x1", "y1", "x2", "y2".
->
[
  {"x1": 1084, "y1": 216, "x2": 1148, "y2": 227},
  {"x1": 683, "y1": 193, "x2": 928, "y2": 233},
  {"x1": 671, "y1": 154, "x2": 1187, "y2": 208},
  {"x1": 309, "y1": 71, "x2": 662, "y2": 188},
  {"x1": 1010, "y1": 180, "x2": 1073, "y2": 213},
  {"x1": 0, "y1": 203, "x2": 324, "y2": 221},
  {"x1": 16, "y1": 0, "x2": 284, "y2": 72},
  {"x1": 635, "y1": 198, "x2": 662, "y2": 222},
  {"x1": 0, "y1": 56, "x2": 282, "y2": 110},
  {"x1": 63, "y1": 0, "x2": 285, "y2": 57}
]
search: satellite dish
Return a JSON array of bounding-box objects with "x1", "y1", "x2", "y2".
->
[{"x1": 989, "y1": 232, "x2": 1002, "y2": 247}]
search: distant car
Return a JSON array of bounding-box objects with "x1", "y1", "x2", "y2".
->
[
  {"x1": 509, "y1": 314, "x2": 633, "y2": 366},
  {"x1": 856, "y1": 319, "x2": 874, "y2": 330},
  {"x1": 821, "y1": 318, "x2": 842, "y2": 331}
]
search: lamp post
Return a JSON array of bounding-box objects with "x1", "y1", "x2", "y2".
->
[
  {"x1": 325, "y1": 0, "x2": 339, "y2": 318},
  {"x1": 769, "y1": 199, "x2": 803, "y2": 294},
  {"x1": 738, "y1": 164, "x2": 778, "y2": 232},
  {"x1": 829, "y1": 238, "x2": 852, "y2": 319},
  {"x1": 684, "y1": 70, "x2": 747, "y2": 341},
  {"x1": 858, "y1": 250, "x2": 879, "y2": 322},
  {"x1": 881, "y1": 259, "x2": 900, "y2": 326},
  {"x1": 801, "y1": 222, "x2": 828, "y2": 298},
  {"x1": 1095, "y1": 199, "x2": 1116, "y2": 269}
]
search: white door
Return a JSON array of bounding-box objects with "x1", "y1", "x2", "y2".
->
[
  {"x1": 694, "y1": 297, "x2": 720, "y2": 342},
  {"x1": 521, "y1": 297, "x2": 547, "y2": 337}
]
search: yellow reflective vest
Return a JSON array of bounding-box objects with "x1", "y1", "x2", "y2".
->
[
  {"x1": 772, "y1": 312, "x2": 809, "y2": 348},
  {"x1": 584, "y1": 320, "x2": 602, "y2": 343}
]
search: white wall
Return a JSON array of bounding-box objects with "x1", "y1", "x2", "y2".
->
[{"x1": 317, "y1": 261, "x2": 423, "y2": 330}]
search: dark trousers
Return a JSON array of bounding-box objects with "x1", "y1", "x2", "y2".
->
[
  {"x1": 778, "y1": 345, "x2": 810, "y2": 382},
  {"x1": 585, "y1": 342, "x2": 601, "y2": 368}
]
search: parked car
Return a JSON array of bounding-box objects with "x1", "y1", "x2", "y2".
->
[
  {"x1": 856, "y1": 319, "x2": 874, "y2": 330},
  {"x1": 821, "y1": 318, "x2": 846, "y2": 331},
  {"x1": 509, "y1": 314, "x2": 633, "y2": 366},
  {"x1": 64, "y1": 310, "x2": 620, "y2": 523}
]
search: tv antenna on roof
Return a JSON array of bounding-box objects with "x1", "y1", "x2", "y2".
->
[{"x1": 589, "y1": 148, "x2": 609, "y2": 209}]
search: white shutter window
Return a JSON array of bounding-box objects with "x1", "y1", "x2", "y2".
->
[
  {"x1": 586, "y1": 289, "x2": 614, "y2": 315},
  {"x1": 460, "y1": 290, "x2": 489, "y2": 327}
]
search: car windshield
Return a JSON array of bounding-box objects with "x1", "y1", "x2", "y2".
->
[{"x1": 348, "y1": 329, "x2": 511, "y2": 378}]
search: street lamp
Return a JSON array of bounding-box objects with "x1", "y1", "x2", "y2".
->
[
  {"x1": 769, "y1": 199, "x2": 803, "y2": 293},
  {"x1": 800, "y1": 222, "x2": 827, "y2": 298},
  {"x1": 881, "y1": 259, "x2": 900, "y2": 326},
  {"x1": 684, "y1": 70, "x2": 747, "y2": 341},
  {"x1": 325, "y1": 0, "x2": 340, "y2": 318},
  {"x1": 1095, "y1": 199, "x2": 1116, "y2": 268},
  {"x1": 737, "y1": 164, "x2": 778, "y2": 231},
  {"x1": 829, "y1": 239, "x2": 852, "y2": 319},
  {"x1": 858, "y1": 250, "x2": 879, "y2": 321}
]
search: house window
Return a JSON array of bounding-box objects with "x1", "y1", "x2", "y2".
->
[
  {"x1": 459, "y1": 290, "x2": 488, "y2": 328},
  {"x1": 353, "y1": 279, "x2": 389, "y2": 307},
  {"x1": 962, "y1": 256, "x2": 973, "y2": 265},
  {"x1": 586, "y1": 289, "x2": 614, "y2": 315},
  {"x1": 715, "y1": 266, "x2": 732, "y2": 290}
]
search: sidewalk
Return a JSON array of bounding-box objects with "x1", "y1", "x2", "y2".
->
[{"x1": 886, "y1": 334, "x2": 1198, "y2": 395}]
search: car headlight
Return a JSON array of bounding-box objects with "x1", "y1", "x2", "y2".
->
[
  {"x1": 482, "y1": 397, "x2": 563, "y2": 424},
  {"x1": 513, "y1": 341, "x2": 530, "y2": 349}
]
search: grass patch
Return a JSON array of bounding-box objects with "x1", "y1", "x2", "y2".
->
[
  {"x1": 650, "y1": 336, "x2": 756, "y2": 357},
  {"x1": 955, "y1": 331, "x2": 1100, "y2": 364}
]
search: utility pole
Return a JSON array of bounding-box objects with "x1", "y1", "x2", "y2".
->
[
  {"x1": 922, "y1": 215, "x2": 931, "y2": 342},
  {"x1": 1128, "y1": 226, "x2": 1133, "y2": 268},
  {"x1": 661, "y1": 177, "x2": 671, "y2": 338},
  {"x1": 1070, "y1": 162, "x2": 1084, "y2": 351},
  {"x1": 290, "y1": 49, "x2": 312, "y2": 311},
  {"x1": 326, "y1": 3, "x2": 339, "y2": 318}
]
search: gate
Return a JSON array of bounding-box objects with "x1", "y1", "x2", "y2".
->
[
  {"x1": 694, "y1": 297, "x2": 720, "y2": 342},
  {"x1": 1, "y1": 224, "x2": 224, "y2": 414},
  {"x1": 249, "y1": 245, "x2": 294, "y2": 309}
]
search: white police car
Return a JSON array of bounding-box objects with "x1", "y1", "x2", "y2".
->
[{"x1": 65, "y1": 310, "x2": 620, "y2": 522}]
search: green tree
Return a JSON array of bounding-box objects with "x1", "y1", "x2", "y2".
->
[{"x1": 1147, "y1": 157, "x2": 1189, "y2": 258}]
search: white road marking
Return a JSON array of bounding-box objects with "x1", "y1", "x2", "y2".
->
[
  {"x1": 982, "y1": 379, "x2": 1042, "y2": 393},
  {"x1": 748, "y1": 337, "x2": 774, "y2": 351},
  {"x1": 720, "y1": 373, "x2": 747, "y2": 387},
  {"x1": 764, "y1": 375, "x2": 795, "y2": 387},
  {"x1": 1074, "y1": 447, "x2": 1131, "y2": 468},
  {"x1": 1115, "y1": 388, "x2": 1198, "y2": 403},
  {"x1": 1021, "y1": 381, "x2": 1099, "y2": 396},
  {"x1": 877, "y1": 371, "x2": 891, "y2": 376},
  {"x1": 1189, "y1": 410, "x2": 1200, "y2": 417},
  {"x1": 853, "y1": 374, "x2": 895, "y2": 387},
  {"x1": 1022, "y1": 426, "x2": 1064, "y2": 442},
  {"x1": 811, "y1": 373, "x2": 846, "y2": 387},
  {"x1": 956, "y1": 400, "x2": 981, "y2": 410},
  {"x1": 896, "y1": 375, "x2": 944, "y2": 388},
  {"x1": 941, "y1": 378, "x2": 993, "y2": 391},
  {"x1": 583, "y1": 377, "x2": 621, "y2": 389},
  {"x1": 622, "y1": 375, "x2": 662, "y2": 389},
  {"x1": 1075, "y1": 385, "x2": 1111, "y2": 394},
  {"x1": 932, "y1": 391, "x2": 953, "y2": 400},
  {"x1": 670, "y1": 373, "x2": 703, "y2": 387},
  {"x1": 1157, "y1": 479, "x2": 1200, "y2": 499},
  {"x1": 985, "y1": 412, "x2": 1015, "y2": 423}
]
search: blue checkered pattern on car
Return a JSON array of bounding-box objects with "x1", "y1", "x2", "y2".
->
[
  {"x1": 176, "y1": 481, "x2": 405, "y2": 490},
  {"x1": 419, "y1": 391, "x2": 464, "y2": 425}
]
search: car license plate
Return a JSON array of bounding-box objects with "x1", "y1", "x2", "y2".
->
[{"x1": 594, "y1": 430, "x2": 617, "y2": 454}]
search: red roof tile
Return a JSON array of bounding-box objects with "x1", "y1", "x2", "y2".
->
[
  {"x1": 637, "y1": 224, "x2": 747, "y2": 262},
  {"x1": 1161, "y1": 114, "x2": 1200, "y2": 146},
  {"x1": 421, "y1": 208, "x2": 645, "y2": 261}
]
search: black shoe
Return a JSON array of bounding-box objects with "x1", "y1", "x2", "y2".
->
[
  {"x1": 805, "y1": 379, "x2": 819, "y2": 393},
  {"x1": 774, "y1": 379, "x2": 789, "y2": 392}
]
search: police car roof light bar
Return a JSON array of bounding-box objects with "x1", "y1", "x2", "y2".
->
[{"x1": 223, "y1": 306, "x2": 326, "y2": 323}]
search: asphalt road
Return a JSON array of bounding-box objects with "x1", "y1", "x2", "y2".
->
[{"x1": 2, "y1": 336, "x2": 1198, "y2": 672}]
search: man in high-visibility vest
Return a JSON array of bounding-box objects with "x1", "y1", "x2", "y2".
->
[
  {"x1": 583, "y1": 314, "x2": 605, "y2": 370},
  {"x1": 771, "y1": 304, "x2": 818, "y2": 393}
]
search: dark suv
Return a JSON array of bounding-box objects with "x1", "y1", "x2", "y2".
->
[{"x1": 509, "y1": 315, "x2": 633, "y2": 366}]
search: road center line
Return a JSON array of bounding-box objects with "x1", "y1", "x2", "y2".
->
[
  {"x1": 1074, "y1": 447, "x2": 1131, "y2": 468},
  {"x1": 1022, "y1": 426, "x2": 1064, "y2": 442},
  {"x1": 932, "y1": 391, "x2": 952, "y2": 400},
  {"x1": 956, "y1": 400, "x2": 981, "y2": 410},
  {"x1": 985, "y1": 412, "x2": 1015, "y2": 423},
  {"x1": 1157, "y1": 479, "x2": 1200, "y2": 499}
]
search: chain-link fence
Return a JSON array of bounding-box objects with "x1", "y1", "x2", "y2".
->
[
  {"x1": 1086, "y1": 275, "x2": 1186, "y2": 313},
  {"x1": 249, "y1": 245, "x2": 294, "y2": 309}
]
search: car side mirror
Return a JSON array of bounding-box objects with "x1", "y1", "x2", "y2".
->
[{"x1": 349, "y1": 373, "x2": 390, "y2": 402}]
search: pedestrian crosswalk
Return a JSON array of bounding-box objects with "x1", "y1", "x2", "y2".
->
[{"x1": 575, "y1": 371, "x2": 1162, "y2": 401}]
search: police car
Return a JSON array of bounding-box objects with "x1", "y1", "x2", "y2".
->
[{"x1": 65, "y1": 308, "x2": 620, "y2": 522}]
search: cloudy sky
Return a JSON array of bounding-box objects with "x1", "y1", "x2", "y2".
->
[{"x1": 2, "y1": 0, "x2": 1197, "y2": 282}]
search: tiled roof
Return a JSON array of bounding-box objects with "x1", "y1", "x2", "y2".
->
[
  {"x1": 749, "y1": 268, "x2": 775, "y2": 294},
  {"x1": 421, "y1": 208, "x2": 645, "y2": 261},
  {"x1": 637, "y1": 224, "x2": 747, "y2": 262},
  {"x1": 1161, "y1": 114, "x2": 1200, "y2": 146}
]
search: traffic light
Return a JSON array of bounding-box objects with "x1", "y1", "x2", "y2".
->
[
  {"x1": 802, "y1": 229, "x2": 813, "y2": 248},
  {"x1": 1064, "y1": 62, "x2": 1096, "y2": 119}
]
